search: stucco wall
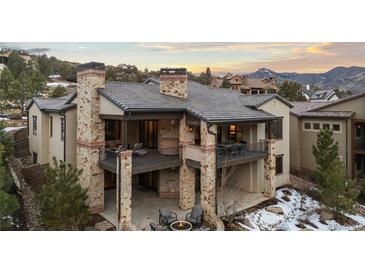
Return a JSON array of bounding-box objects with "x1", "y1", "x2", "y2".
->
[
  {"x1": 320, "y1": 96, "x2": 365, "y2": 120},
  {"x1": 259, "y1": 99, "x2": 290, "y2": 187},
  {"x1": 48, "y1": 113, "x2": 64, "y2": 164},
  {"x1": 66, "y1": 108, "x2": 77, "y2": 166},
  {"x1": 289, "y1": 115, "x2": 301, "y2": 172},
  {"x1": 28, "y1": 104, "x2": 49, "y2": 165},
  {"x1": 100, "y1": 96, "x2": 124, "y2": 115}
]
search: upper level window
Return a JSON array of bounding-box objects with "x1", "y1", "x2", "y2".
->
[
  {"x1": 304, "y1": 122, "x2": 311, "y2": 130},
  {"x1": 32, "y1": 116, "x2": 37, "y2": 135},
  {"x1": 266, "y1": 119, "x2": 283, "y2": 139},
  {"x1": 313, "y1": 123, "x2": 320, "y2": 130},
  {"x1": 322, "y1": 123, "x2": 330, "y2": 130},
  {"x1": 50, "y1": 116, "x2": 53, "y2": 137},
  {"x1": 228, "y1": 125, "x2": 237, "y2": 142},
  {"x1": 332, "y1": 124, "x2": 341, "y2": 132},
  {"x1": 60, "y1": 118, "x2": 65, "y2": 141},
  {"x1": 356, "y1": 126, "x2": 362, "y2": 138}
]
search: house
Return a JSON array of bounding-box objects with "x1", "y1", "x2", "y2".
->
[
  {"x1": 210, "y1": 76, "x2": 223, "y2": 88},
  {"x1": 26, "y1": 62, "x2": 292, "y2": 230},
  {"x1": 290, "y1": 93, "x2": 365, "y2": 179},
  {"x1": 310, "y1": 89, "x2": 339, "y2": 102},
  {"x1": 227, "y1": 74, "x2": 279, "y2": 94}
]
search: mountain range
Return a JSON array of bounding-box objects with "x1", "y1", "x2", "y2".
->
[{"x1": 247, "y1": 66, "x2": 365, "y2": 93}]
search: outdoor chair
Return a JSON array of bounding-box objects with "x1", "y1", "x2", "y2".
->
[
  {"x1": 133, "y1": 143, "x2": 147, "y2": 156},
  {"x1": 159, "y1": 208, "x2": 178, "y2": 226},
  {"x1": 185, "y1": 206, "x2": 203, "y2": 226},
  {"x1": 225, "y1": 144, "x2": 233, "y2": 156},
  {"x1": 217, "y1": 146, "x2": 224, "y2": 157},
  {"x1": 231, "y1": 143, "x2": 240, "y2": 157}
]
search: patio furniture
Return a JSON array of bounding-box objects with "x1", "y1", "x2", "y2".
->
[
  {"x1": 149, "y1": 222, "x2": 169, "y2": 231},
  {"x1": 231, "y1": 143, "x2": 240, "y2": 157},
  {"x1": 159, "y1": 208, "x2": 178, "y2": 226},
  {"x1": 217, "y1": 146, "x2": 224, "y2": 157},
  {"x1": 185, "y1": 206, "x2": 203, "y2": 226},
  {"x1": 133, "y1": 143, "x2": 147, "y2": 156}
]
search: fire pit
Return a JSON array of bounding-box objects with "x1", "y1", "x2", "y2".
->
[{"x1": 170, "y1": 220, "x2": 192, "y2": 231}]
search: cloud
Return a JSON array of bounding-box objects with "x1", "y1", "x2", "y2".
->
[{"x1": 138, "y1": 42, "x2": 305, "y2": 53}]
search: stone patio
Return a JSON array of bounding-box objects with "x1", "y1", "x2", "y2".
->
[{"x1": 101, "y1": 186, "x2": 201, "y2": 230}]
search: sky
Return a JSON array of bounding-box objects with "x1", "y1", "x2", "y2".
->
[{"x1": 1, "y1": 42, "x2": 364, "y2": 74}]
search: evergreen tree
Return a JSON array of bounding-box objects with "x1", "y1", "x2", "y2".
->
[
  {"x1": 49, "y1": 86, "x2": 68, "y2": 98},
  {"x1": 312, "y1": 129, "x2": 356, "y2": 217},
  {"x1": 0, "y1": 121, "x2": 13, "y2": 157},
  {"x1": 37, "y1": 158, "x2": 90, "y2": 230},
  {"x1": 0, "y1": 145, "x2": 20, "y2": 230},
  {"x1": 221, "y1": 77, "x2": 231, "y2": 88},
  {"x1": 279, "y1": 80, "x2": 306, "y2": 101}
]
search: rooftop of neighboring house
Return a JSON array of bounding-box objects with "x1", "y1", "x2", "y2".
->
[
  {"x1": 99, "y1": 80, "x2": 291, "y2": 123},
  {"x1": 227, "y1": 74, "x2": 278, "y2": 90},
  {"x1": 290, "y1": 101, "x2": 354, "y2": 119},
  {"x1": 310, "y1": 89, "x2": 337, "y2": 101},
  {"x1": 26, "y1": 93, "x2": 76, "y2": 112}
]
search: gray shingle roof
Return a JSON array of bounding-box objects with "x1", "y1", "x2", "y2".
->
[
  {"x1": 99, "y1": 81, "x2": 284, "y2": 123},
  {"x1": 26, "y1": 93, "x2": 76, "y2": 112},
  {"x1": 290, "y1": 101, "x2": 354, "y2": 119},
  {"x1": 310, "y1": 89, "x2": 336, "y2": 101}
]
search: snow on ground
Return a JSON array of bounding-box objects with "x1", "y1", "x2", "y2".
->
[
  {"x1": 3, "y1": 126, "x2": 26, "y2": 132},
  {"x1": 237, "y1": 187, "x2": 365, "y2": 231}
]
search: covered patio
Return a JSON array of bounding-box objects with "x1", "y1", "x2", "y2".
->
[{"x1": 101, "y1": 186, "x2": 201, "y2": 231}]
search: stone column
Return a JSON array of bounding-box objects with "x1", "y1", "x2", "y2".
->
[
  {"x1": 179, "y1": 114, "x2": 195, "y2": 210},
  {"x1": 76, "y1": 62, "x2": 105, "y2": 214},
  {"x1": 117, "y1": 150, "x2": 132, "y2": 230},
  {"x1": 200, "y1": 121, "x2": 217, "y2": 214},
  {"x1": 264, "y1": 139, "x2": 276, "y2": 198}
]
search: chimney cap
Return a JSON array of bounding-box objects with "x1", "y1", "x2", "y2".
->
[
  {"x1": 77, "y1": 62, "x2": 105, "y2": 72},
  {"x1": 160, "y1": 68, "x2": 187, "y2": 75}
]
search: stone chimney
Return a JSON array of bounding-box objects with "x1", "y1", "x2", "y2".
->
[
  {"x1": 160, "y1": 68, "x2": 188, "y2": 99},
  {"x1": 242, "y1": 75, "x2": 248, "y2": 85},
  {"x1": 76, "y1": 62, "x2": 106, "y2": 213}
]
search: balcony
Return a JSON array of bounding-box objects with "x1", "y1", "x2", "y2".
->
[
  {"x1": 217, "y1": 141, "x2": 267, "y2": 168},
  {"x1": 185, "y1": 141, "x2": 267, "y2": 169},
  {"x1": 99, "y1": 148, "x2": 182, "y2": 175}
]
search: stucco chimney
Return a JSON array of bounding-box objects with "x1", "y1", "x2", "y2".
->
[
  {"x1": 160, "y1": 68, "x2": 188, "y2": 99},
  {"x1": 76, "y1": 62, "x2": 106, "y2": 214}
]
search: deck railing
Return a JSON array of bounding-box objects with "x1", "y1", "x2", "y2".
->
[{"x1": 217, "y1": 140, "x2": 266, "y2": 158}]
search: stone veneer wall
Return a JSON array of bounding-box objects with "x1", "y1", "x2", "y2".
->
[
  {"x1": 159, "y1": 169, "x2": 179, "y2": 198},
  {"x1": 179, "y1": 114, "x2": 196, "y2": 209},
  {"x1": 160, "y1": 74, "x2": 188, "y2": 99},
  {"x1": 118, "y1": 150, "x2": 133, "y2": 230},
  {"x1": 264, "y1": 139, "x2": 276, "y2": 197},
  {"x1": 76, "y1": 68, "x2": 105, "y2": 213},
  {"x1": 200, "y1": 121, "x2": 217, "y2": 214},
  {"x1": 158, "y1": 119, "x2": 179, "y2": 155}
]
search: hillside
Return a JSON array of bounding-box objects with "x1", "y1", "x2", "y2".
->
[{"x1": 248, "y1": 66, "x2": 365, "y2": 93}]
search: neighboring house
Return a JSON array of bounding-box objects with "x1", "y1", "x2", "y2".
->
[
  {"x1": 27, "y1": 62, "x2": 292, "y2": 230},
  {"x1": 290, "y1": 93, "x2": 365, "y2": 179},
  {"x1": 310, "y1": 89, "x2": 339, "y2": 102},
  {"x1": 26, "y1": 94, "x2": 77, "y2": 166},
  {"x1": 0, "y1": 55, "x2": 8, "y2": 72},
  {"x1": 227, "y1": 74, "x2": 279, "y2": 94},
  {"x1": 210, "y1": 76, "x2": 223, "y2": 88}
]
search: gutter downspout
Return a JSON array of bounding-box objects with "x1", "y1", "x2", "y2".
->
[
  {"x1": 207, "y1": 122, "x2": 218, "y2": 215},
  {"x1": 345, "y1": 118, "x2": 349, "y2": 178}
]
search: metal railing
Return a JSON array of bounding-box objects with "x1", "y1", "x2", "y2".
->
[
  {"x1": 216, "y1": 140, "x2": 266, "y2": 158},
  {"x1": 99, "y1": 148, "x2": 118, "y2": 162}
]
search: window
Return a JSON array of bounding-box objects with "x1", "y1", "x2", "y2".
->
[
  {"x1": 139, "y1": 120, "x2": 158, "y2": 148},
  {"x1": 228, "y1": 125, "x2": 237, "y2": 142},
  {"x1": 276, "y1": 155, "x2": 283, "y2": 175},
  {"x1": 32, "y1": 116, "x2": 37, "y2": 135},
  {"x1": 49, "y1": 116, "x2": 53, "y2": 137},
  {"x1": 356, "y1": 126, "x2": 362, "y2": 138},
  {"x1": 313, "y1": 123, "x2": 320, "y2": 130},
  {"x1": 105, "y1": 120, "x2": 121, "y2": 141},
  {"x1": 266, "y1": 119, "x2": 283, "y2": 139},
  {"x1": 356, "y1": 155, "x2": 362, "y2": 171},
  {"x1": 332, "y1": 124, "x2": 341, "y2": 132},
  {"x1": 322, "y1": 123, "x2": 330, "y2": 130},
  {"x1": 32, "y1": 152, "x2": 38, "y2": 164},
  {"x1": 304, "y1": 122, "x2": 311, "y2": 130},
  {"x1": 60, "y1": 118, "x2": 65, "y2": 141}
]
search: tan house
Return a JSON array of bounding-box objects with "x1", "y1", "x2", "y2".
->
[
  {"x1": 227, "y1": 74, "x2": 279, "y2": 95},
  {"x1": 27, "y1": 62, "x2": 292, "y2": 230},
  {"x1": 290, "y1": 93, "x2": 365, "y2": 179}
]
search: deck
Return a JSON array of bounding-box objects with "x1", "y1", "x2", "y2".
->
[{"x1": 99, "y1": 150, "x2": 182, "y2": 174}]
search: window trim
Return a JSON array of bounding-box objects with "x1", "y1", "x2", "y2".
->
[
  {"x1": 266, "y1": 119, "x2": 283, "y2": 140},
  {"x1": 49, "y1": 116, "x2": 53, "y2": 137},
  {"x1": 60, "y1": 117, "x2": 65, "y2": 141},
  {"x1": 302, "y1": 121, "x2": 342, "y2": 134},
  {"x1": 32, "y1": 116, "x2": 37, "y2": 136}
]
